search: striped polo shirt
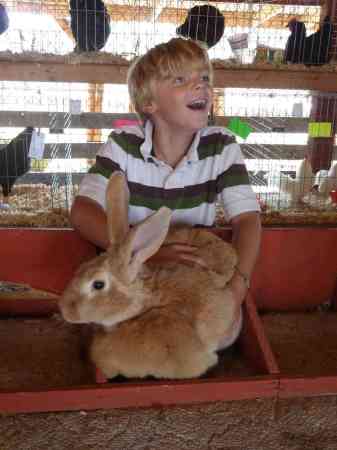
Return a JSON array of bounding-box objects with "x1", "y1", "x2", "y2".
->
[{"x1": 78, "y1": 120, "x2": 260, "y2": 226}]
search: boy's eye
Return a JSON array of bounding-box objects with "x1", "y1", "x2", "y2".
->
[
  {"x1": 201, "y1": 74, "x2": 210, "y2": 83},
  {"x1": 173, "y1": 76, "x2": 186, "y2": 85}
]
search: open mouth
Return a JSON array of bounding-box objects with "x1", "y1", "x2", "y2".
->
[{"x1": 187, "y1": 99, "x2": 208, "y2": 111}]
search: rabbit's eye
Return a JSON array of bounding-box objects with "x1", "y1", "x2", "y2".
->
[{"x1": 92, "y1": 280, "x2": 105, "y2": 290}]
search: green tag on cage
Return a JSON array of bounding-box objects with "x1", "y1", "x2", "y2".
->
[
  {"x1": 227, "y1": 118, "x2": 253, "y2": 139},
  {"x1": 308, "y1": 122, "x2": 332, "y2": 138}
]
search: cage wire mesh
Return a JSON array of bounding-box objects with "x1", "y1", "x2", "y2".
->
[
  {"x1": 0, "y1": 81, "x2": 93, "y2": 226},
  {"x1": 214, "y1": 88, "x2": 337, "y2": 212},
  {"x1": 0, "y1": 0, "x2": 335, "y2": 62},
  {"x1": 0, "y1": 1, "x2": 336, "y2": 227}
]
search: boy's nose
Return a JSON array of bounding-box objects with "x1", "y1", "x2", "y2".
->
[{"x1": 192, "y1": 78, "x2": 206, "y2": 90}]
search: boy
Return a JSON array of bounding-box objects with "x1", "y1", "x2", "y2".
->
[{"x1": 71, "y1": 37, "x2": 261, "y2": 347}]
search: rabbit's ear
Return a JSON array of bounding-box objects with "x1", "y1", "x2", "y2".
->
[
  {"x1": 125, "y1": 207, "x2": 172, "y2": 282},
  {"x1": 106, "y1": 172, "x2": 130, "y2": 245}
]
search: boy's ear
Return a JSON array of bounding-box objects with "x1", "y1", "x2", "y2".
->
[{"x1": 142, "y1": 100, "x2": 157, "y2": 115}]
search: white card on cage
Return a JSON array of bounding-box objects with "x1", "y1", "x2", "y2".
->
[
  {"x1": 29, "y1": 129, "x2": 45, "y2": 159},
  {"x1": 292, "y1": 103, "x2": 303, "y2": 118},
  {"x1": 69, "y1": 99, "x2": 82, "y2": 114}
]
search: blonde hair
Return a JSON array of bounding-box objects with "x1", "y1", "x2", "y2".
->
[{"x1": 127, "y1": 38, "x2": 213, "y2": 121}]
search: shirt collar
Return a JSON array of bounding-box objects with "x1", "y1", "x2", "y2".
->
[
  {"x1": 140, "y1": 120, "x2": 202, "y2": 162},
  {"x1": 139, "y1": 120, "x2": 154, "y2": 158}
]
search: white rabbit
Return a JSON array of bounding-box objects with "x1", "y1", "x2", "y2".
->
[{"x1": 59, "y1": 172, "x2": 240, "y2": 379}]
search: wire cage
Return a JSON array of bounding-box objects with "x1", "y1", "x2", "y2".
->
[
  {"x1": 0, "y1": 1, "x2": 336, "y2": 227},
  {"x1": 213, "y1": 88, "x2": 337, "y2": 225},
  {"x1": 0, "y1": 0, "x2": 336, "y2": 62}
]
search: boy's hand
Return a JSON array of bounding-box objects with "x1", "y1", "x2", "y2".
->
[
  {"x1": 227, "y1": 272, "x2": 248, "y2": 306},
  {"x1": 148, "y1": 243, "x2": 207, "y2": 268}
]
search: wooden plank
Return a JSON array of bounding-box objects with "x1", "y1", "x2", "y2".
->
[
  {"x1": 251, "y1": 228, "x2": 337, "y2": 311},
  {"x1": 1, "y1": 143, "x2": 323, "y2": 160},
  {"x1": 207, "y1": 0, "x2": 320, "y2": 4},
  {"x1": 0, "y1": 60, "x2": 129, "y2": 84},
  {"x1": 0, "y1": 112, "x2": 136, "y2": 129},
  {"x1": 1, "y1": 0, "x2": 321, "y2": 21},
  {"x1": 17, "y1": 172, "x2": 85, "y2": 185},
  {"x1": 0, "y1": 376, "x2": 279, "y2": 414},
  {"x1": 160, "y1": 7, "x2": 319, "y2": 27},
  {"x1": 0, "y1": 111, "x2": 310, "y2": 133},
  {"x1": 241, "y1": 144, "x2": 310, "y2": 160},
  {"x1": 212, "y1": 66, "x2": 337, "y2": 92},
  {"x1": 0, "y1": 228, "x2": 97, "y2": 295},
  {"x1": 0, "y1": 59, "x2": 336, "y2": 92},
  {"x1": 279, "y1": 376, "x2": 337, "y2": 398},
  {"x1": 241, "y1": 294, "x2": 279, "y2": 375},
  {"x1": 0, "y1": 297, "x2": 58, "y2": 317}
]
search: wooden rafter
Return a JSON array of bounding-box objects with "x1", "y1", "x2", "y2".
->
[
  {"x1": 1, "y1": 0, "x2": 321, "y2": 28},
  {"x1": 0, "y1": 57, "x2": 336, "y2": 92},
  {"x1": 252, "y1": 4, "x2": 283, "y2": 27}
]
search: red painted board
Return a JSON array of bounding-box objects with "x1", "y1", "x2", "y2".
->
[
  {"x1": 251, "y1": 227, "x2": 337, "y2": 311},
  {"x1": 210, "y1": 226, "x2": 337, "y2": 310},
  {"x1": 0, "y1": 298, "x2": 58, "y2": 317},
  {"x1": 279, "y1": 376, "x2": 337, "y2": 398},
  {"x1": 0, "y1": 377, "x2": 278, "y2": 414},
  {"x1": 0, "y1": 228, "x2": 96, "y2": 295},
  {"x1": 240, "y1": 294, "x2": 279, "y2": 375}
]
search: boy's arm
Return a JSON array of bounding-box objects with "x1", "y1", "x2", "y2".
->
[
  {"x1": 228, "y1": 211, "x2": 261, "y2": 303},
  {"x1": 70, "y1": 195, "x2": 110, "y2": 250}
]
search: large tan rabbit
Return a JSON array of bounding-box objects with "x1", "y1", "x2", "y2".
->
[{"x1": 59, "y1": 172, "x2": 240, "y2": 379}]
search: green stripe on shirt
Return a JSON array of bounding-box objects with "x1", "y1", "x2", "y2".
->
[
  {"x1": 110, "y1": 131, "x2": 144, "y2": 160},
  {"x1": 197, "y1": 133, "x2": 236, "y2": 160},
  {"x1": 88, "y1": 156, "x2": 122, "y2": 179},
  {"x1": 128, "y1": 164, "x2": 250, "y2": 210}
]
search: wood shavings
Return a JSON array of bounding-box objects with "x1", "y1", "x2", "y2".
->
[
  {"x1": 2, "y1": 184, "x2": 337, "y2": 228},
  {"x1": 0, "y1": 51, "x2": 335, "y2": 71},
  {"x1": 215, "y1": 203, "x2": 337, "y2": 227},
  {"x1": 0, "y1": 50, "x2": 130, "y2": 65},
  {"x1": 0, "y1": 281, "x2": 59, "y2": 300},
  {"x1": 0, "y1": 184, "x2": 72, "y2": 227}
]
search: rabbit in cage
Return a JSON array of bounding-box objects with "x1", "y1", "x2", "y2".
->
[
  {"x1": 70, "y1": 0, "x2": 111, "y2": 52},
  {"x1": 0, "y1": 127, "x2": 34, "y2": 200},
  {"x1": 59, "y1": 172, "x2": 241, "y2": 380}
]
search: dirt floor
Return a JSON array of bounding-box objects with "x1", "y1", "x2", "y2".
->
[
  {"x1": 0, "y1": 314, "x2": 255, "y2": 390},
  {"x1": 1, "y1": 396, "x2": 337, "y2": 450},
  {"x1": 262, "y1": 310, "x2": 337, "y2": 376},
  {"x1": 1, "y1": 310, "x2": 337, "y2": 449}
]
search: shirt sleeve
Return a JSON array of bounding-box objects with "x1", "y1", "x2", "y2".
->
[
  {"x1": 77, "y1": 137, "x2": 127, "y2": 211},
  {"x1": 217, "y1": 142, "x2": 260, "y2": 222}
]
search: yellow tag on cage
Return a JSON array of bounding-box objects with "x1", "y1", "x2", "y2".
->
[{"x1": 308, "y1": 122, "x2": 332, "y2": 138}]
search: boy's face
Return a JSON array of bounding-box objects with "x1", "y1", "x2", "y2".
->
[{"x1": 144, "y1": 68, "x2": 213, "y2": 135}]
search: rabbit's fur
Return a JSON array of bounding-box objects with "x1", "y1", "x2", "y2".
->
[{"x1": 59, "y1": 172, "x2": 239, "y2": 379}]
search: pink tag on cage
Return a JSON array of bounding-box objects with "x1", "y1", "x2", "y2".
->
[{"x1": 113, "y1": 119, "x2": 140, "y2": 128}]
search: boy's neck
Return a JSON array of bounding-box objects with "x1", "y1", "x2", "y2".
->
[{"x1": 152, "y1": 125, "x2": 196, "y2": 168}]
